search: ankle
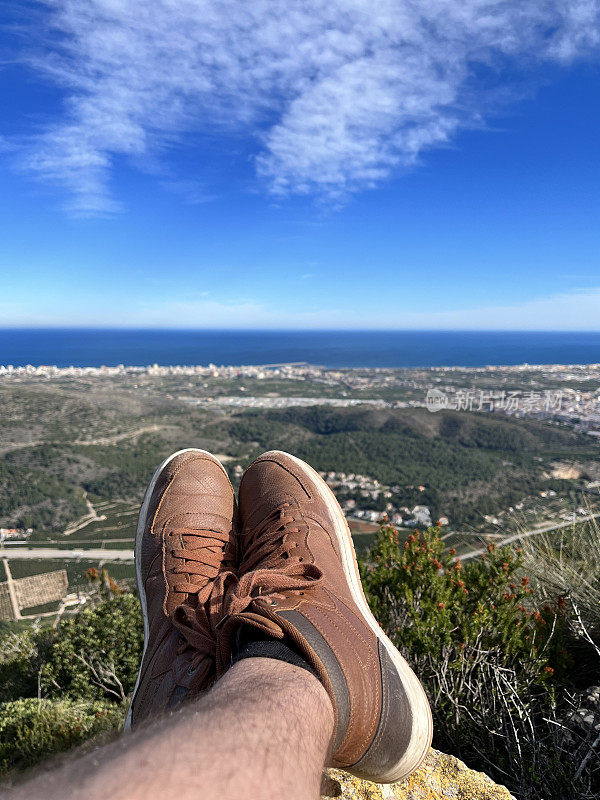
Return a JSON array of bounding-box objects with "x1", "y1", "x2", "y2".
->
[{"x1": 231, "y1": 625, "x2": 319, "y2": 680}]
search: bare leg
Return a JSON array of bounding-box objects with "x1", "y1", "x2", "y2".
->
[{"x1": 6, "y1": 659, "x2": 334, "y2": 800}]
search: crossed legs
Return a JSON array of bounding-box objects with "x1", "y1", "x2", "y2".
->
[{"x1": 7, "y1": 659, "x2": 334, "y2": 800}]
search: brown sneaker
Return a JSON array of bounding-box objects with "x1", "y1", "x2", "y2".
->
[
  {"x1": 218, "y1": 450, "x2": 432, "y2": 783},
  {"x1": 125, "y1": 448, "x2": 236, "y2": 729}
]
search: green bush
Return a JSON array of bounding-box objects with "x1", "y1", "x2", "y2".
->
[
  {"x1": 0, "y1": 592, "x2": 140, "y2": 776},
  {"x1": 0, "y1": 698, "x2": 122, "y2": 775},
  {"x1": 0, "y1": 627, "x2": 51, "y2": 704},
  {"x1": 41, "y1": 593, "x2": 143, "y2": 703},
  {"x1": 362, "y1": 524, "x2": 557, "y2": 674},
  {"x1": 361, "y1": 524, "x2": 596, "y2": 800}
]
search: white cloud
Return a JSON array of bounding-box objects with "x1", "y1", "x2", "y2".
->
[{"x1": 14, "y1": 0, "x2": 600, "y2": 212}]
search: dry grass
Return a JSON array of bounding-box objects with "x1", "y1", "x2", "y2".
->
[{"x1": 522, "y1": 510, "x2": 600, "y2": 646}]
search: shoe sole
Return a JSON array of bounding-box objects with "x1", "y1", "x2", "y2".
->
[
  {"x1": 124, "y1": 448, "x2": 232, "y2": 732},
  {"x1": 263, "y1": 450, "x2": 433, "y2": 783}
]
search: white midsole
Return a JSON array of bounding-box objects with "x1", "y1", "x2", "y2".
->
[
  {"x1": 123, "y1": 448, "x2": 230, "y2": 731},
  {"x1": 273, "y1": 451, "x2": 433, "y2": 783}
]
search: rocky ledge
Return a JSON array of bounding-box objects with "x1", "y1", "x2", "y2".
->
[{"x1": 323, "y1": 750, "x2": 515, "y2": 800}]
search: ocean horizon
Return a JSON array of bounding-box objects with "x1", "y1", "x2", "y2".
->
[{"x1": 1, "y1": 329, "x2": 600, "y2": 369}]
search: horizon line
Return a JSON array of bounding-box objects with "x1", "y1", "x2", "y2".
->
[{"x1": 2, "y1": 327, "x2": 600, "y2": 335}]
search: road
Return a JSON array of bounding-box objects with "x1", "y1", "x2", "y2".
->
[
  {"x1": 3, "y1": 512, "x2": 599, "y2": 567},
  {"x1": 0, "y1": 547, "x2": 134, "y2": 562},
  {"x1": 63, "y1": 492, "x2": 107, "y2": 535},
  {"x1": 459, "y1": 512, "x2": 600, "y2": 561},
  {"x1": 72, "y1": 424, "x2": 161, "y2": 446},
  {"x1": 1, "y1": 423, "x2": 162, "y2": 455}
]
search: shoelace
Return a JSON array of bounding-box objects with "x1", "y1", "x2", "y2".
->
[
  {"x1": 224, "y1": 503, "x2": 323, "y2": 619},
  {"x1": 168, "y1": 527, "x2": 233, "y2": 596},
  {"x1": 168, "y1": 526, "x2": 235, "y2": 659}
]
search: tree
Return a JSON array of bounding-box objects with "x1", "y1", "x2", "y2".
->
[{"x1": 41, "y1": 594, "x2": 143, "y2": 703}]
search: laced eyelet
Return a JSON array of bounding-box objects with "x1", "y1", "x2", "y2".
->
[{"x1": 187, "y1": 663, "x2": 199, "y2": 676}]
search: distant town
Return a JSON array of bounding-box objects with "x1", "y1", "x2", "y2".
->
[
  {"x1": 2, "y1": 360, "x2": 599, "y2": 433},
  {"x1": 1, "y1": 358, "x2": 599, "y2": 620}
]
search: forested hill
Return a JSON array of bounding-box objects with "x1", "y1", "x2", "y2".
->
[{"x1": 217, "y1": 406, "x2": 598, "y2": 525}]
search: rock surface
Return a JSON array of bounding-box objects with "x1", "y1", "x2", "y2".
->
[{"x1": 323, "y1": 750, "x2": 515, "y2": 799}]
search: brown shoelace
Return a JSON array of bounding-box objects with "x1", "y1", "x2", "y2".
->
[
  {"x1": 167, "y1": 526, "x2": 233, "y2": 595},
  {"x1": 224, "y1": 503, "x2": 323, "y2": 618},
  {"x1": 168, "y1": 526, "x2": 235, "y2": 659}
]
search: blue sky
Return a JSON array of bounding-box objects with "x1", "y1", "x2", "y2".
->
[{"x1": 1, "y1": 1, "x2": 600, "y2": 330}]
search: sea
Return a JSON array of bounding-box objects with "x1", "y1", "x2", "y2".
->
[{"x1": 1, "y1": 329, "x2": 600, "y2": 369}]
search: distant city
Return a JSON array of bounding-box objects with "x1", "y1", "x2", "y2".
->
[
  {"x1": 2, "y1": 361, "x2": 599, "y2": 434},
  {"x1": 2, "y1": 357, "x2": 599, "y2": 621}
]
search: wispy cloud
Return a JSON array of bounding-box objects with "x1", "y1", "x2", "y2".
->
[
  {"x1": 159, "y1": 180, "x2": 216, "y2": 205},
  {"x1": 394, "y1": 287, "x2": 600, "y2": 331},
  {"x1": 4, "y1": 287, "x2": 600, "y2": 330},
  {"x1": 14, "y1": 0, "x2": 600, "y2": 213},
  {"x1": 132, "y1": 286, "x2": 600, "y2": 330}
]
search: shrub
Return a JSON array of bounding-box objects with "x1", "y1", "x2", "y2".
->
[
  {"x1": 0, "y1": 698, "x2": 122, "y2": 775},
  {"x1": 361, "y1": 524, "x2": 598, "y2": 800},
  {"x1": 0, "y1": 626, "x2": 51, "y2": 704},
  {"x1": 362, "y1": 524, "x2": 557, "y2": 674},
  {"x1": 41, "y1": 593, "x2": 143, "y2": 703},
  {"x1": 0, "y1": 592, "x2": 140, "y2": 776}
]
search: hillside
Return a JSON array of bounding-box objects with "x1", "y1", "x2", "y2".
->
[
  {"x1": 1, "y1": 378, "x2": 597, "y2": 541},
  {"x1": 217, "y1": 406, "x2": 598, "y2": 525}
]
